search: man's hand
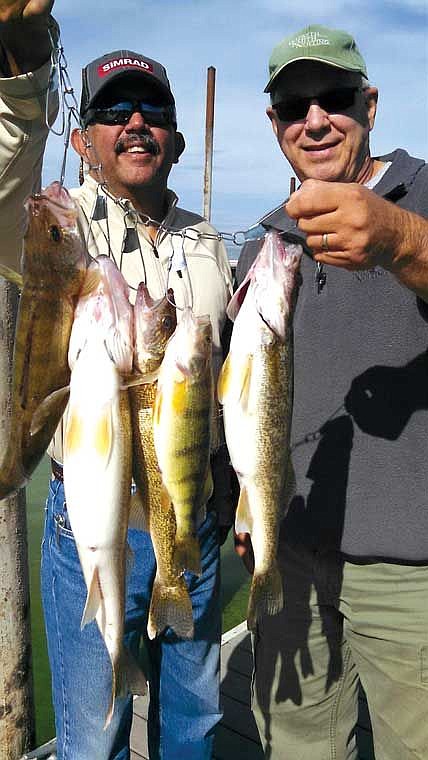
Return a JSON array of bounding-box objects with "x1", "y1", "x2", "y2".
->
[
  {"x1": 0, "y1": 0, "x2": 54, "y2": 74},
  {"x1": 0, "y1": 0, "x2": 53, "y2": 23},
  {"x1": 234, "y1": 531, "x2": 255, "y2": 574},
  {"x1": 285, "y1": 178, "x2": 397, "y2": 272},
  {"x1": 285, "y1": 178, "x2": 428, "y2": 301}
]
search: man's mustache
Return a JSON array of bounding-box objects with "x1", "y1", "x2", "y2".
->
[{"x1": 115, "y1": 133, "x2": 160, "y2": 156}]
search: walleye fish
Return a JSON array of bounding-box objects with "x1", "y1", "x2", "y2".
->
[
  {"x1": 130, "y1": 284, "x2": 194, "y2": 640},
  {"x1": 218, "y1": 230, "x2": 302, "y2": 631},
  {"x1": 0, "y1": 182, "x2": 87, "y2": 498},
  {"x1": 63, "y1": 255, "x2": 146, "y2": 728},
  {"x1": 153, "y1": 307, "x2": 214, "y2": 577}
]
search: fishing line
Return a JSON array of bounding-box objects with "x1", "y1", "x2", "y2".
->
[
  {"x1": 44, "y1": 28, "x2": 296, "y2": 250},
  {"x1": 43, "y1": 35, "x2": 315, "y2": 310}
]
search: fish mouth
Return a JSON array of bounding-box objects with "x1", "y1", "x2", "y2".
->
[
  {"x1": 136, "y1": 283, "x2": 174, "y2": 312},
  {"x1": 27, "y1": 182, "x2": 78, "y2": 228}
]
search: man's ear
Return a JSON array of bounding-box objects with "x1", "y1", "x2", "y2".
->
[
  {"x1": 71, "y1": 127, "x2": 90, "y2": 160},
  {"x1": 173, "y1": 131, "x2": 185, "y2": 163},
  {"x1": 266, "y1": 106, "x2": 280, "y2": 140},
  {"x1": 364, "y1": 87, "x2": 378, "y2": 131}
]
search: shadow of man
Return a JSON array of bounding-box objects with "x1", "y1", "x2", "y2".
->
[{"x1": 251, "y1": 350, "x2": 428, "y2": 758}]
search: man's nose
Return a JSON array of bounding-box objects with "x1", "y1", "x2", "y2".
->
[
  {"x1": 125, "y1": 110, "x2": 149, "y2": 130},
  {"x1": 304, "y1": 101, "x2": 330, "y2": 132}
]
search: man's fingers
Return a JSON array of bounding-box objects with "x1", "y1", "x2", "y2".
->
[
  {"x1": 286, "y1": 179, "x2": 340, "y2": 219},
  {"x1": 0, "y1": 0, "x2": 53, "y2": 22},
  {"x1": 305, "y1": 231, "x2": 340, "y2": 253},
  {"x1": 296, "y1": 210, "x2": 338, "y2": 234}
]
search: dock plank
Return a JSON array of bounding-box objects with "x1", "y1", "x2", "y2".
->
[
  {"x1": 27, "y1": 623, "x2": 373, "y2": 759},
  {"x1": 130, "y1": 622, "x2": 375, "y2": 759}
]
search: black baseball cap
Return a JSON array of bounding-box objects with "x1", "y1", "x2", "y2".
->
[{"x1": 80, "y1": 49, "x2": 176, "y2": 124}]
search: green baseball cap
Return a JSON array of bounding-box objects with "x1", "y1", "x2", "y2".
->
[{"x1": 264, "y1": 24, "x2": 368, "y2": 93}]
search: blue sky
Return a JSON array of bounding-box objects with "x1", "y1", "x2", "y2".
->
[{"x1": 43, "y1": 0, "x2": 428, "y2": 242}]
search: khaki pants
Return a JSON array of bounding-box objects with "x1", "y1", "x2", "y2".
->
[{"x1": 252, "y1": 537, "x2": 428, "y2": 760}]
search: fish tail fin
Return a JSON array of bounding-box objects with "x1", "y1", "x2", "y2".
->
[
  {"x1": 174, "y1": 532, "x2": 201, "y2": 577},
  {"x1": 104, "y1": 647, "x2": 147, "y2": 730},
  {"x1": 80, "y1": 567, "x2": 102, "y2": 629},
  {"x1": 147, "y1": 573, "x2": 194, "y2": 641},
  {"x1": 247, "y1": 561, "x2": 284, "y2": 632}
]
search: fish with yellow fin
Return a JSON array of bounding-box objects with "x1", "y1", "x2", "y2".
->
[
  {"x1": 63, "y1": 255, "x2": 146, "y2": 728},
  {"x1": 153, "y1": 307, "x2": 214, "y2": 577},
  {"x1": 218, "y1": 231, "x2": 302, "y2": 631},
  {"x1": 130, "y1": 284, "x2": 194, "y2": 640}
]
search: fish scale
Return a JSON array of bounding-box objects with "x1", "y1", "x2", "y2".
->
[
  {"x1": 218, "y1": 230, "x2": 302, "y2": 631},
  {"x1": 153, "y1": 307, "x2": 214, "y2": 578},
  {"x1": 0, "y1": 182, "x2": 88, "y2": 499}
]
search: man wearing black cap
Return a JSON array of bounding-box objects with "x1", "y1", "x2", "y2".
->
[
  {"x1": 0, "y1": 4, "x2": 233, "y2": 759},
  {"x1": 235, "y1": 24, "x2": 428, "y2": 760}
]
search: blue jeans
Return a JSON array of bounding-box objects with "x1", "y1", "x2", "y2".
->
[{"x1": 41, "y1": 477, "x2": 222, "y2": 760}]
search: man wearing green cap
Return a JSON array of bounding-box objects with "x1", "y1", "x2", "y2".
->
[{"x1": 235, "y1": 24, "x2": 428, "y2": 760}]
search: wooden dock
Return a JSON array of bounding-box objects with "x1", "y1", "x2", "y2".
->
[
  {"x1": 130, "y1": 621, "x2": 375, "y2": 760},
  {"x1": 21, "y1": 621, "x2": 375, "y2": 759}
]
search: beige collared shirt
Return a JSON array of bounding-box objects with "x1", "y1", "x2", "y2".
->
[{"x1": 0, "y1": 58, "x2": 233, "y2": 471}]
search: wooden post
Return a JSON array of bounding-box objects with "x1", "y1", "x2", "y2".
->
[
  {"x1": 203, "y1": 66, "x2": 216, "y2": 222},
  {"x1": 0, "y1": 279, "x2": 35, "y2": 758}
]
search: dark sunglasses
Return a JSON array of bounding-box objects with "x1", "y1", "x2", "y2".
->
[
  {"x1": 87, "y1": 100, "x2": 177, "y2": 128},
  {"x1": 273, "y1": 87, "x2": 361, "y2": 122}
]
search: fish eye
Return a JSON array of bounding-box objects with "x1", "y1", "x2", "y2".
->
[
  {"x1": 49, "y1": 225, "x2": 62, "y2": 242},
  {"x1": 162, "y1": 316, "x2": 174, "y2": 331}
]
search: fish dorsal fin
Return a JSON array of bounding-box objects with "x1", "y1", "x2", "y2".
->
[
  {"x1": 235, "y1": 486, "x2": 253, "y2": 535},
  {"x1": 94, "y1": 407, "x2": 113, "y2": 465},
  {"x1": 217, "y1": 353, "x2": 232, "y2": 404},
  {"x1": 153, "y1": 389, "x2": 162, "y2": 427},
  {"x1": 238, "y1": 355, "x2": 253, "y2": 412},
  {"x1": 30, "y1": 386, "x2": 70, "y2": 436},
  {"x1": 126, "y1": 542, "x2": 135, "y2": 575},
  {"x1": 121, "y1": 369, "x2": 159, "y2": 389},
  {"x1": 105, "y1": 327, "x2": 131, "y2": 372},
  {"x1": 81, "y1": 566, "x2": 102, "y2": 628},
  {"x1": 79, "y1": 268, "x2": 101, "y2": 298},
  {"x1": 160, "y1": 484, "x2": 173, "y2": 515},
  {"x1": 218, "y1": 353, "x2": 253, "y2": 410},
  {"x1": 128, "y1": 486, "x2": 148, "y2": 531},
  {"x1": 0, "y1": 264, "x2": 24, "y2": 290},
  {"x1": 64, "y1": 409, "x2": 84, "y2": 458}
]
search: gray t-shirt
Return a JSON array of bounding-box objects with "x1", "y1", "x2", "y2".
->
[{"x1": 236, "y1": 149, "x2": 428, "y2": 561}]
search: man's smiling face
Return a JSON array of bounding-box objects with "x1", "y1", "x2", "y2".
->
[
  {"x1": 267, "y1": 61, "x2": 378, "y2": 184},
  {"x1": 85, "y1": 82, "x2": 179, "y2": 198}
]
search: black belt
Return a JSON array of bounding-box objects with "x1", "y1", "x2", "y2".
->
[{"x1": 51, "y1": 458, "x2": 64, "y2": 482}]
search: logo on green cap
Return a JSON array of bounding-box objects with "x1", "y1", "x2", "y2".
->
[{"x1": 289, "y1": 30, "x2": 331, "y2": 48}]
